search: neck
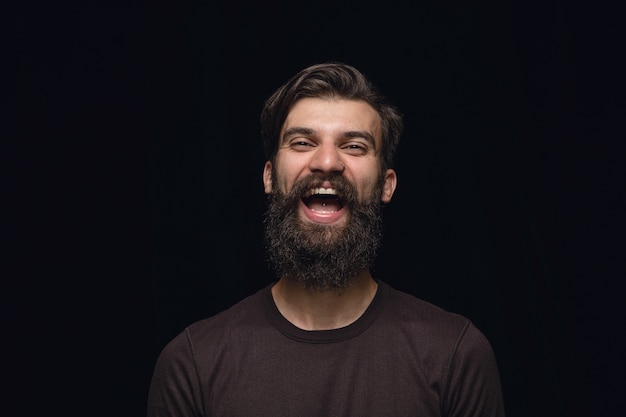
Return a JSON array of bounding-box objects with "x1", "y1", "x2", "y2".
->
[{"x1": 271, "y1": 270, "x2": 378, "y2": 331}]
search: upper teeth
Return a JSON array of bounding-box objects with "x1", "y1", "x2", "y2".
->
[{"x1": 307, "y1": 187, "x2": 337, "y2": 197}]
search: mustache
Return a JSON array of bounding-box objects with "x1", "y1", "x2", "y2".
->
[{"x1": 281, "y1": 173, "x2": 358, "y2": 206}]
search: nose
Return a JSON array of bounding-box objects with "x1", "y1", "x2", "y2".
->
[{"x1": 309, "y1": 143, "x2": 345, "y2": 174}]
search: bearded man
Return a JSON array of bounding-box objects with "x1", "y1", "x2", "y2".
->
[{"x1": 147, "y1": 62, "x2": 506, "y2": 417}]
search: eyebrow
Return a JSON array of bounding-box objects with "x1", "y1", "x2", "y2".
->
[
  {"x1": 282, "y1": 127, "x2": 314, "y2": 142},
  {"x1": 343, "y1": 130, "x2": 376, "y2": 148},
  {"x1": 282, "y1": 127, "x2": 377, "y2": 149}
]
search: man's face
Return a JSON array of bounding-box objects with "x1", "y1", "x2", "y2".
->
[
  {"x1": 263, "y1": 97, "x2": 396, "y2": 221},
  {"x1": 262, "y1": 98, "x2": 397, "y2": 290}
]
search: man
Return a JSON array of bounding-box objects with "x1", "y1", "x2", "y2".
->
[{"x1": 147, "y1": 62, "x2": 506, "y2": 416}]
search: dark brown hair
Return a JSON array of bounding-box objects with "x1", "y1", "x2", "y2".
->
[{"x1": 260, "y1": 62, "x2": 403, "y2": 170}]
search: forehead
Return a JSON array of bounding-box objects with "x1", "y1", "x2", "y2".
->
[{"x1": 282, "y1": 97, "x2": 382, "y2": 143}]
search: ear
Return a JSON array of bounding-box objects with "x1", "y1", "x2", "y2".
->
[
  {"x1": 381, "y1": 169, "x2": 397, "y2": 203},
  {"x1": 263, "y1": 161, "x2": 273, "y2": 194}
]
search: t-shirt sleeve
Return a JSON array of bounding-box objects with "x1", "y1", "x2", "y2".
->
[
  {"x1": 147, "y1": 328, "x2": 204, "y2": 417},
  {"x1": 443, "y1": 321, "x2": 506, "y2": 417}
]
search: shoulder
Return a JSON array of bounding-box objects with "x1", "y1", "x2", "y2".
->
[
  {"x1": 382, "y1": 283, "x2": 469, "y2": 329},
  {"x1": 157, "y1": 284, "x2": 271, "y2": 360},
  {"x1": 378, "y1": 282, "x2": 492, "y2": 351},
  {"x1": 378, "y1": 281, "x2": 500, "y2": 372},
  {"x1": 147, "y1": 288, "x2": 270, "y2": 416}
]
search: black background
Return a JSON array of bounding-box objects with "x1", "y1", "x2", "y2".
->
[{"x1": 14, "y1": 0, "x2": 624, "y2": 416}]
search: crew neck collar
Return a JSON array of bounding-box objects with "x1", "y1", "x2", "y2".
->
[{"x1": 261, "y1": 280, "x2": 389, "y2": 343}]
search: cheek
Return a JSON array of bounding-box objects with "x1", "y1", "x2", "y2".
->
[
  {"x1": 354, "y1": 173, "x2": 381, "y2": 200},
  {"x1": 273, "y1": 162, "x2": 299, "y2": 194},
  {"x1": 275, "y1": 152, "x2": 318, "y2": 191}
]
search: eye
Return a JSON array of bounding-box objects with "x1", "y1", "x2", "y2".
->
[
  {"x1": 341, "y1": 142, "x2": 369, "y2": 155},
  {"x1": 287, "y1": 137, "x2": 317, "y2": 151},
  {"x1": 290, "y1": 140, "x2": 314, "y2": 150}
]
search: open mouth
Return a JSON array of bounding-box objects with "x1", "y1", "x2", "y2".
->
[{"x1": 302, "y1": 187, "x2": 344, "y2": 213}]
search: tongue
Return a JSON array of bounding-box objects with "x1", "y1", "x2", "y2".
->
[{"x1": 308, "y1": 196, "x2": 341, "y2": 213}]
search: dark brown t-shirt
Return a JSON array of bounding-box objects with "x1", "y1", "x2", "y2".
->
[{"x1": 147, "y1": 280, "x2": 505, "y2": 417}]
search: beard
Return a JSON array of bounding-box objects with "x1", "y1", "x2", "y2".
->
[{"x1": 263, "y1": 172, "x2": 385, "y2": 291}]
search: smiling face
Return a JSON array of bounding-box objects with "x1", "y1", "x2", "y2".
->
[
  {"x1": 263, "y1": 97, "x2": 397, "y2": 226},
  {"x1": 262, "y1": 97, "x2": 398, "y2": 290}
]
